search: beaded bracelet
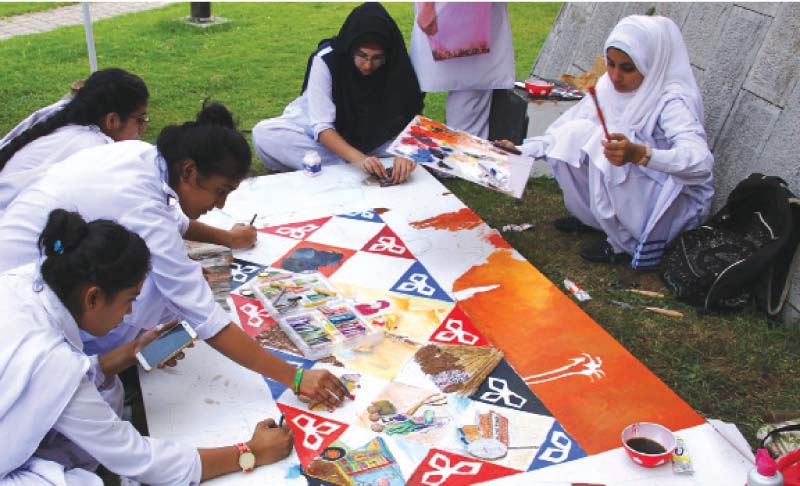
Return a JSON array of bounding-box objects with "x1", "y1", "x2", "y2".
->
[{"x1": 293, "y1": 368, "x2": 305, "y2": 394}]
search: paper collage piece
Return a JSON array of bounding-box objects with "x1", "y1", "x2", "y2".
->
[
  {"x1": 306, "y1": 437, "x2": 406, "y2": 486},
  {"x1": 391, "y1": 260, "x2": 453, "y2": 303},
  {"x1": 406, "y1": 448, "x2": 519, "y2": 486},
  {"x1": 429, "y1": 305, "x2": 490, "y2": 347},
  {"x1": 258, "y1": 216, "x2": 331, "y2": 240},
  {"x1": 262, "y1": 348, "x2": 316, "y2": 401},
  {"x1": 278, "y1": 403, "x2": 349, "y2": 467},
  {"x1": 361, "y1": 225, "x2": 415, "y2": 259},
  {"x1": 273, "y1": 241, "x2": 357, "y2": 277},
  {"x1": 230, "y1": 293, "x2": 275, "y2": 338},
  {"x1": 336, "y1": 210, "x2": 385, "y2": 224},
  {"x1": 527, "y1": 421, "x2": 587, "y2": 471},
  {"x1": 387, "y1": 116, "x2": 533, "y2": 198},
  {"x1": 230, "y1": 258, "x2": 265, "y2": 291},
  {"x1": 470, "y1": 359, "x2": 552, "y2": 417},
  {"x1": 410, "y1": 343, "x2": 503, "y2": 397}
]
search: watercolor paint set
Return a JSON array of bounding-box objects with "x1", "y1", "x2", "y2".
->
[
  {"x1": 246, "y1": 269, "x2": 340, "y2": 317},
  {"x1": 279, "y1": 303, "x2": 383, "y2": 360}
]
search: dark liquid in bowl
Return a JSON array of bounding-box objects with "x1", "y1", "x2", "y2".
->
[{"x1": 626, "y1": 437, "x2": 667, "y2": 455}]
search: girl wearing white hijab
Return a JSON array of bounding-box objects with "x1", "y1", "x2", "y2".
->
[
  {"x1": 0, "y1": 210, "x2": 292, "y2": 485},
  {"x1": 503, "y1": 15, "x2": 713, "y2": 268}
]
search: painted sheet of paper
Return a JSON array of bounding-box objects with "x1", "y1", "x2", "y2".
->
[
  {"x1": 388, "y1": 115, "x2": 532, "y2": 198},
  {"x1": 426, "y1": 3, "x2": 491, "y2": 61}
]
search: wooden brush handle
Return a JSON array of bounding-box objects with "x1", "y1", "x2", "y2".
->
[{"x1": 645, "y1": 307, "x2": 684, "y2": 318}]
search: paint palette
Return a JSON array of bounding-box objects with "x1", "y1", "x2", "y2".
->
[
  {"x1": 278, "y1": 303, "x2": 383, "y2": 360},
  {"x1": 388, "y1": 115, "x2": 533, "y2": 198},
  {"x1": 248, "y1": 269, "x2": 340, "y2": 317}
]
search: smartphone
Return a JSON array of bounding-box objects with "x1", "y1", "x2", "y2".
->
[{"x1": 136, "y1": 320, "x2": 197, "y2": 371}]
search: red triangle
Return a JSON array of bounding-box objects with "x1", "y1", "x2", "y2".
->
[
  {"x1": 276, "y1": 403, "x2": 348, "y2": 467},
  {"x1": 361, "y1": 225, "x2": 415, "y2": 259},
  {"x1": 258, "y1": 216, "x2": 331, "y2": 240},
  {"x1": 406, "y1": 448, "x2": 520, "y2": 486},
  {"x1": 429, "y1": 305, "x2": 491, "y2": 347},
  {"x1": 230, "y1": 293, "x2": 276, "y2": 338}
]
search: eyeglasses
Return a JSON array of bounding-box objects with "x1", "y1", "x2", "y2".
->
[
  {"x1": 135, "y1": 113, "x2": 150, "y2": 128},
  {"x1": 353, "y1": 51, "x2": 386, "y2": 67}
]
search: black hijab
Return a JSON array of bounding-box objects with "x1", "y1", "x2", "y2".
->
[{"x1": 301, "y1": 3, "x2": 424, "y2": 154}]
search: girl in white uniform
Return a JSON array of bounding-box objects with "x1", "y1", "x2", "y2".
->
[
  {"x1": 0, "y1": 209, "x2": 293, "y2": 486},
  {"x1": 0, "y1": 68, "x2": 149, "y2": 211},
  {"x1": 410, "y1": 2, "x2": 515, "y2": 138},
  {"x1": 501, "y1": 15, "x2": 714, "y2": 269},
  {"x1": 253, "y1": 2, "x2": 423, "y2": 184},
  {"x1": 0, "y1": 115, "x2": 348, "y2": 409}
]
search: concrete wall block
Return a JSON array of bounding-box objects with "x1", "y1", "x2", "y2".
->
[
  {"x1": 781, "y1": 256, "x2": 800, "y2": 331},
  {"x1": 682, "y1": 3, "x2": 732, "y2": 70},
  {"x1": 701, "y1": 7, "x2": 771, "y2": 147},
  {"x1": 711, "y1": 91, "x2": 782, "y2": 209},
  {"x1": 734, "y1": 2, "x2": 780, "y2": 17},
  {"x1": 573, "y1": 3, "x2": 625, "y2": 73},
  {"x1": 647, "y1": 3, "x2": 693, "y2": 27},
  {"x1": 743, "y1": 3, "x2": 800, "y2": 108},
  {"x1": 758, "y1": 78, "x2": 800, "y2": 196},
  {"x1": 691, "y1": 65, "x2": 705, "y2": 89},
  {"x1": 533, "y1": 3, "x2": 596, "y2": 80}
]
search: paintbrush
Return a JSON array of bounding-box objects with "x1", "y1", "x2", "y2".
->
[
  {"x1": 492, "y1": 141, "x2": 522, "y2": 155},
  {"x1": 587, "y1": 86, "x2": 611, "y2": 140},
  {"x1": 610, "y1": 300, "x2": 684, "y2": 318},
  {"x1": 249, "y1": 213, "x2": 257, "y2": 226}
]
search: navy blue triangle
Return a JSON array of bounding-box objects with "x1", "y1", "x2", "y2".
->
[
  {"x1": 230, "y1": 258, "x2": 265, "y2": 291},
  {"x1": 390, "y1": 260, "x2": 452, "y2": 302},
  {"x1": 261, "y1": 348, "x2": 316, "y2": 401},
  {"x1": 337, "y1": 210, "x2": 384, "y2": 223},
  {"x1": 469, "y1": 359, "x2": 552, "y2": 416},
  {"x1": 528, "y1": 420, "x2": 586, "y2": 471}
]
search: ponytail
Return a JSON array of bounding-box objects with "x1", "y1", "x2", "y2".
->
[
  {"x1": 38, "y1": 209, "x2": 151, "y2": 316},
  {"x1": 0, "y1": 68, "x2": 149, "y2": 171},
  {"x1": 157, "y1": 102, "x2": 250, "y2": 185}
]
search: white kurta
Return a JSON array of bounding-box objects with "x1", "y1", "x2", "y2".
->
[
  {"x1": 253, "y1": 51, "x2": 392, "y2": 172},
  {"x1": 0, "y1": 124, "x2": 112, "y2": 211},
  {"x1": 0, "y1": 265, "x2": 202, "y2": 486},
  {"x1": 0, "y1": 141, "x2": 230, "y2": 355},
  {"x1": 0, "y1": 99, "x2": 68, "y2": 150}
]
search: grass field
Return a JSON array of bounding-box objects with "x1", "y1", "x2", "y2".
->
[
  {"x1": 1, "y1": 2, "x2": 797, "y2": 449},
  {"x1": 0, "y1": 2, "x2": 72, "y2": 18}
]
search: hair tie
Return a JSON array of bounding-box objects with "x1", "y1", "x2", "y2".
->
[{"x1": 53, "y1": 240, "x2": 64, "y2": 254}]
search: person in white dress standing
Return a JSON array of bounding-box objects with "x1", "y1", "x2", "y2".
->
[
  {"x1": 409, "y1": 2, "x2": 515, "y2": 138},
  {"x1": 498, "y1": 15, "x2": 714, "y2": 269},
  {"x1": 0, "y1": 209, "x2": 293, "y2": 486},
  {"x1": 253, "y1": 2, "x2": 423, "y2": 184}
]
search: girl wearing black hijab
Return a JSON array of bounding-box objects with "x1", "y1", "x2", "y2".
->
[{"x1": 253, "y1": 3, "x2": 424, "y2": 184}]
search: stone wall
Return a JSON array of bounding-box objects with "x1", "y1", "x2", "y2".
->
[{"x1": 530, "y1": 3, "x2": 800, "y2": 325}]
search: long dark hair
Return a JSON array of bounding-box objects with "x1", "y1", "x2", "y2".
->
[
  {"x1": 156, "y1": 102, "x2": 250, "y2": 185},
  {"x1": 0, "y1": 68, "x2": 149, "y2": 171},
  {"x1": 38, "y1": 209, "x2": 151, "y2": 317}
]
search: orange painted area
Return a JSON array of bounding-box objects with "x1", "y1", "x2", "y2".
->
[
  {"x1": 484, "y1": 230, "x2": 512, "y2": 249},
  {"x1": 453, "y1": 250, "x2": 703, "y2": 455},
  {"x1": 410, "y1": 208, "x2": 482, "y2": 232}
]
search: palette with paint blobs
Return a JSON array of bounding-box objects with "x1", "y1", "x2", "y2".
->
[{"x1": 248, "y1": 269, "x2": 340, "y2": 317}]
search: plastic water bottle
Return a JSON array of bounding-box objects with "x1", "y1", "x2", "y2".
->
[
  {"x1": 747, "y1": 449, "x2": 784, "y2": 486},
  {"x1": 302, "y1": 150, "x2": 321, "y2": 177}
]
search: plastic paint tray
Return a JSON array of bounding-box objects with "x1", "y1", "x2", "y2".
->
[
  {"x1": 277, "y1": 303, "x2": 383, "y2": 360},
  {"x1": 249, "y1": 269, "x2": 340, "y2": 318}
]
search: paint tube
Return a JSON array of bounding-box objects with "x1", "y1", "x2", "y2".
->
[
  {"x1": 564, "y1": 279, "x2": 591, "y2": 301},
  {"x1": 501, "y1": 223, "x2": 533, "y2": 232},
  {"x1": 671, "y1": 436, "x2": 694, "y2": 474}
]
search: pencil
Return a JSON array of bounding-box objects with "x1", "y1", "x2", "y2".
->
[
  {"x1": 249, "y1": 213, "x2": 257, "y2": 226},
  {"x1": 587, "y1": 86, "x2": 611, "y2": 140}
]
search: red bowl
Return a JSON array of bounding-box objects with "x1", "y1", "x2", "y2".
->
[
  {"x1": 525, "y1": 79, "x2": 554, "y2": 97},
  {"x1": 621, "y1": 422, "x2": 676, "y2": 468}
]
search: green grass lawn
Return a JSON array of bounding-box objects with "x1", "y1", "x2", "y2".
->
[
  {"x1": 1, "y1": 2, "x2": 797, "y2": 449},
  {"x1": 0, "y1": 2, "x2": 73, "y2": 18}
]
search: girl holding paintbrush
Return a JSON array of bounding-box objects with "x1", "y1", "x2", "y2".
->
[{"x1": 498, "y1": 15, "x2": 713, "y2": 269}]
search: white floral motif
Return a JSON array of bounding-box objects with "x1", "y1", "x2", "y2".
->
[
  {"x1": 276, "y1": 224, "x2": 319, "y2": 239},
  {"x1": 421, "y1": 452, "x2": 482, "y2": 486},
  {"x1": 238, "y1": 303, "x2": 270, "y2": 328},
  {"x1": 231, "y1": 262, "x2": 260, "y2": 283},
  {"x1": 397, "y1": 273, "x2": 435, "y2": 296},
  {"x1": 537, "y1": 431, "x2": 572, "y2": 463},
  {"x1": 480, "y1": 377, "x2": 527, "y2": 409},
  {"x1": 523, "y1": 353, "x2": 606, "y2": 385},
  {"x1": 433, "y1": 318, "x2": 478, "y2": 345},
  {"x1": 291, "y1": 414, "x2": 341, "y2": 450},
  {"x1": 369, "y1": 236, "x2": 406, "y2": 255},
  {"x1": 345, "y1": 210, "x2": 376, "y2": 219}
]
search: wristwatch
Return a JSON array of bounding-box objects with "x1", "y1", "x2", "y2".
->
[
  {"x1": 235, "y1": 442, "x2": 256, "y2": 473},
  {"x1": 637, "y1": 143, "x2": 652, "y2": 166}
]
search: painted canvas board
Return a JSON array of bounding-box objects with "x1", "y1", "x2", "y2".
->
[{"x1": 387, "y1": 115, "x2": 533, "y2": 198}]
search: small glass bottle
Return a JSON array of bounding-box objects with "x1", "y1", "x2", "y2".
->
[{"x1": 302, "y1": 150, "x2": 322, "y2": 177}]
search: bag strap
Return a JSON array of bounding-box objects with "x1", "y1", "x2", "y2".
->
[
  {"x1": 760, "y1": 423, "x2": 800, "y2": 449},
  {"x1": 765, "y1": 197, "x2": 800, "y2": 316}
]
